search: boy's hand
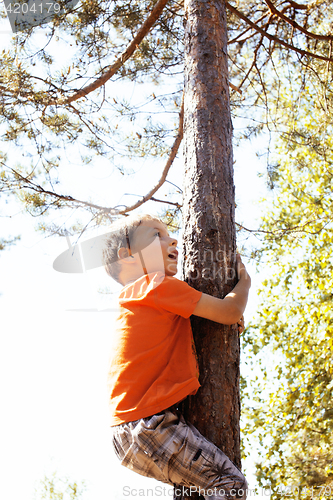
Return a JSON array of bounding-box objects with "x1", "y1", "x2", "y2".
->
[
  {"x1": 192, "y1": 253, "x2": 251, "y2": 326},
  {"x1": 237, "y1": 315, "x2": 245, "y2": 334}
]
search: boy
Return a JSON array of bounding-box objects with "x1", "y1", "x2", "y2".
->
[{"x1": 103, "y1": 213, "x2": 251, "y2": 500}]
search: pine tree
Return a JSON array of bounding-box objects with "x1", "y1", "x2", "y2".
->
[{"x1": 177, "y1": 0, "x2": 240, "y2": 498}]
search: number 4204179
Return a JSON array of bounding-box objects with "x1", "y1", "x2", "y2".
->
[{"x1": 5, "y1": 2, "x2": 61, "y2": 14}]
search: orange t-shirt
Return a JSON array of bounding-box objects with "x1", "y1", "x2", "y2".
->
[{"x1": 107, "y1": 272, "x2": 202, "y2": 426}]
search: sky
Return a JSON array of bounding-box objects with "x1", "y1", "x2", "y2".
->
[{"x1": 0, "y1": 11, "x2": 273, "y2": 500}]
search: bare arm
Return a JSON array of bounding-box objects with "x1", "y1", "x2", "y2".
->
[{"x1": 192, "y1": 254, "x2": 251, "y2": 325}]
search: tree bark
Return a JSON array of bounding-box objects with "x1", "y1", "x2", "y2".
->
[{"x1": 176, "y1": 0, "x2": 241, "y2": 498}]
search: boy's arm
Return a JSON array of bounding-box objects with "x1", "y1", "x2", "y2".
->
[{"x1": 192, "y1": 254, "x2": 251, "y2": 325}]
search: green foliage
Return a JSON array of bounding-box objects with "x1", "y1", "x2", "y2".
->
[
  {"x1": 0, "y1": 235, "x2": 21, "y2": 251},
  {"x1": 33, "y1": 472, "x2": 86, "y2": 500},
  {"x1": 242, "y1": 60, "x2": 333, "y2": 498}
]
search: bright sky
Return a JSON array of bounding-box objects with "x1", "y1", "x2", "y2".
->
[{"x1": 0, "y1": 12, "x2": 272, "y2": 500}]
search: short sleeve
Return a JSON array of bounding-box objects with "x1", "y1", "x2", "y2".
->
[{"x1": 154, "y1": 276, "x2": 202, "y2": 318}]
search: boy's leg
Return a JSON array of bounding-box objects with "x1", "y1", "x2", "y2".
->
[{"x1": 111, "y1": 409, "x2": 247, "y2": 500}]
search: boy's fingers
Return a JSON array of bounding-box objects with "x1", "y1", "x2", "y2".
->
[{"x1": 237, "y1": 315, "x2": 244, "y2": 333}]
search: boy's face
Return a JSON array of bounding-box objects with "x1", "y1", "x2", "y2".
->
[{"x1": 130, "y1": 219, "x2": 178, "y2": 277}]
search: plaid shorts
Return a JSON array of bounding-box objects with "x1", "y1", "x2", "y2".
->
[{"x1": 111, "y1": 409, "x2": 248, "y2": 499}]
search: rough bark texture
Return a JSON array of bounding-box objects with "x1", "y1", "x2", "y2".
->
[{"x1": 176, "y1": 0, "x2": 241, "y2": 498}]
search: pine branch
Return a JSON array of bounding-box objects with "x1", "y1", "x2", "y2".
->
[
  {"x1": 226, "y1": 2, "x2": 333, "y2": 62},
  {"x1": 284, "y1": 1, "x2": 307, "y2": 9},
  {"x1": 115, "y1": 93, "x2": 184, "y2": 214},
  {"x1": 150, "y1": 196, "x2": 181, "y2": 207},
  {"x1": 264, "y1": 0, "x2": 333, "y2": 41},
  {"x1": 52, "y1": 0, "x2": 171, "y2": 105},
  {"x1": 228, "y1": 10, "x2": 270, "y2": 45},
  {"x1": 6, "y1": 96, "x2": 184, "y2": 216},
  {"x1": 235, "y1": 32, "x2": 266, "y2": 92},
  {"x1": 236, "y1": 216, "x2": 332, "y2": 236},
  {"x1": 9, "y1": 167, "x2": 116, "y2": 213}
]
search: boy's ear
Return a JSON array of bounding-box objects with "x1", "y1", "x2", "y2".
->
[{"x1": 117, "y1": 247, "x2": 135, "y2": 261}]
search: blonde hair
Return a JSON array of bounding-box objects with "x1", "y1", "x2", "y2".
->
[{"x1": 102, "y1": 213, "x2": 165, "y2": 284}]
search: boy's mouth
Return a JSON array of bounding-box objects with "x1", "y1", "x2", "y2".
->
[{"x1": 168, "y1": 252, "x2": 178, "y2": 260}]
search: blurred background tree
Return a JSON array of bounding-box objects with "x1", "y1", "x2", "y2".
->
[
  {"x1": 33, "y1": 472, "x2": 86, "y2": 500},
  {"x1": 242, "y1": 52, "x2": 333, "y2": 498}
]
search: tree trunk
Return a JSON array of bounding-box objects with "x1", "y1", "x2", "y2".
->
[{"x1": 176, "y1": 0, "x2": 241, "y2": 498}]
